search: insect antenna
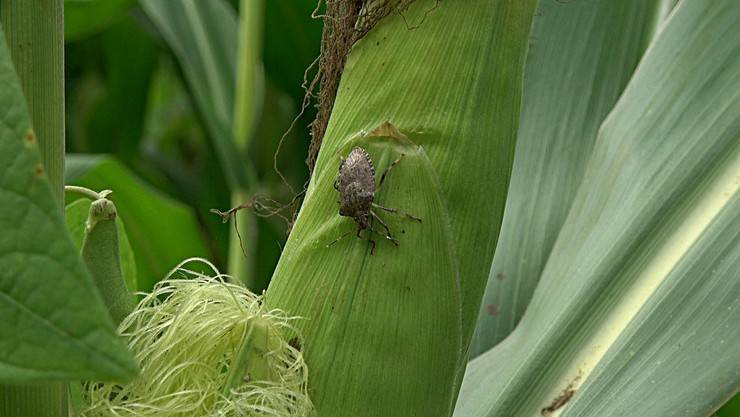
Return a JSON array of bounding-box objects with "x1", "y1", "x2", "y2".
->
[
  {"x1": 326, "y1": 229, "x2": 354, "y2": 248},
  {"x1": 378, "y1": 153, "x2": 405, "y2": 188}
]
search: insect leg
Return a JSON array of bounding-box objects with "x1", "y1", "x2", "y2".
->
[
  {"x1": 370, "y1": 210, "x2": 399, "y2": 245},
  {"x1": 371, "y1": 202, "x2": 422, "y2": 222},
  {"x1": 365, "y1": 215, "x2": 377, "y2": 255},
  {"x1": 368, "y1": 236, "x2": 377, "y2": 255},
  {"x1": 378, "y1": 154, "x2": 406, "y2": 188}
]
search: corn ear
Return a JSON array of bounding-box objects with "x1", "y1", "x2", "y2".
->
[{"x1": 265, "y1": 1, "x2": 536, "y2": 416}]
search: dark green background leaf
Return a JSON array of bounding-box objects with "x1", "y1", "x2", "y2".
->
[
  {"x1": 65, "y1": 0, "x2": 136, "y2": 42},
  {"x1": 66, "y1": 155, "x2": 209, "y2": 291}
]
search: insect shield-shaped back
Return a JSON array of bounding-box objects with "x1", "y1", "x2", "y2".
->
[
  {"x1": 330, "y1": 146, "x2": 421, "y2": 254},
  {"x1": 336, "y1": 147, "x2": 376, "y2": 225}
]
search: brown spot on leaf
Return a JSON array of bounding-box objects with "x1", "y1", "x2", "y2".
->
[
  {"x1": 24, "y1": 130, "x2": 37, "y2": 146},
  {"x1": 33, "y1": 164, "x2": 44, "y2": 177},
  {"x1": 496, "y1": 271, "x2": 507, "y2": 280},
  {"x1": 541, "y1": 373, "x2": 581, "y2": 415},
  {"x1": 541, "y1": 388, "x2": 575, "y2": 415},
  {"x1": 486, "y1": 304, "x2": 500, "y2": 315}
]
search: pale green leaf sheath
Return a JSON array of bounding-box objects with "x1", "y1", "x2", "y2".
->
[
  {"x1": 266, "y1": 1, "x2": 535, "y2": 417},
  {"x1": 455, "y1": 1, "x2": 740, "y2": 416},
  {"x1": 471, "y1": 0, "x2": 664, "y2": 355},
  {"x1": 0, "y1": 28, "x2": 137, "y2": 382}
]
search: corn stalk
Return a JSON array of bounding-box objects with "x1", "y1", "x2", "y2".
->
[{"x1": 0, "y1": 1, "x2": 67, "y2": 415}]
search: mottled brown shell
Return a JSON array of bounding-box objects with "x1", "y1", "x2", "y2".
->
[{"x1": 336, "y1": 147, "x2": 376, "y2": 228}]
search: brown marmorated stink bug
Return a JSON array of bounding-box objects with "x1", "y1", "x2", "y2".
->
[{"x1": 328, "y1": 146, "x2": 421, "y2": 254}]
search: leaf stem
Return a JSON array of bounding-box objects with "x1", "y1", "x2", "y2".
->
[
  {"x1": 64, "y1": 185, "x2": 112, "y2": 201},
  {"x1": 228, "y1": 0, "x2": 265, "y2": 289}
]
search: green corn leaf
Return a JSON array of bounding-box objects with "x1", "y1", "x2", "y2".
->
[
  {"x1": 471, "y1": 0, "x2": 665, "y2": 355},
  {"x1": 66, "y1": 155, "x2": 209, "y2": 291},
  {"x1": 66, "y1": 198, "x2": 138, "y2": 295},
  {"x1": 265, "y1": 1, "x2": 536, "y2": 416},
  {"x1": 0, "y1": 26, "x2": 137, "y2": 383},
  {"x1": 455, "y1": 1, "x2": 739, "y2": 416},
  {"x1": 139, "y1": 0, "x2": 253, "y2": 191}
]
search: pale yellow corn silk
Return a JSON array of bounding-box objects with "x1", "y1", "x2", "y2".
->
[{"x1": 79, "y1": 258, "x2": 313, "y2": 417}]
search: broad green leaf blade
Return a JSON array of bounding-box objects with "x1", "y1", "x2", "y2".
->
[
  {"x1": 563, "y1": 187, "x2": 739, "y2": 416},
  {"x1": 471, "y1": 0, "x2": 663, "y2": 356},
  {"x1": 64, "y1": 0, "x2": 135, "y2": 42},
  {"x1": 0, "y1": 28, "x2": 137, "y2": 382},
  {"x1": 139, "y1": 0, "x2": 252, "y2": 190},
  {"x1": 66, "y1": 155, "x2": 209, "y2": 291},
  {"x1": 266, "y1": 1, "x2": 536, "y2": 416},
  {"x1": 66, "y1": 198, "x2": 138, "y2": 294},
  {"x1": 455, "y1": 1, "x2": 740, "y2": 416}
]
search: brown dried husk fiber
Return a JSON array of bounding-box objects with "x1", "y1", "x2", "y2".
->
[{"x1": 305, "y1": 0, "x2": 427, "y2": 172}]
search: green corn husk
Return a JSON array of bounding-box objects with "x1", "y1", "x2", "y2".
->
[{"x1": 265, "y1": 1, "x2": 535, "y2": 416}]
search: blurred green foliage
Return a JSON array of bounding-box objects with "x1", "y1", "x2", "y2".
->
[{"x1": 63, "y1": 0, "x2": 322, "y2": 291}]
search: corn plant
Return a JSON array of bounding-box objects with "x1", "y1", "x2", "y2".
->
[{"x1": 0, "y1": 0, "x2": 737, "y2": 417}]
